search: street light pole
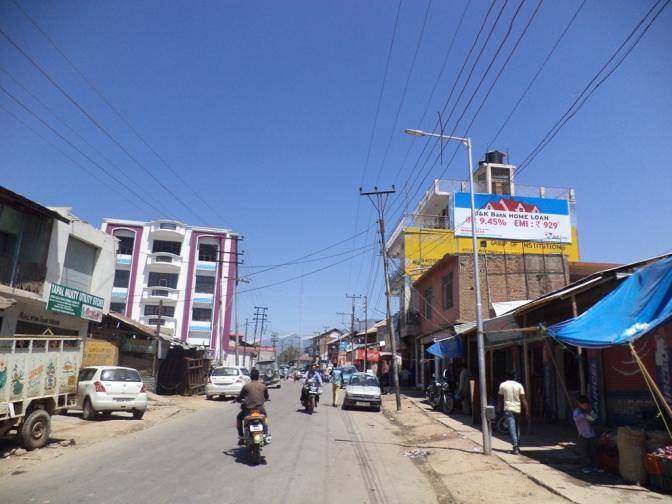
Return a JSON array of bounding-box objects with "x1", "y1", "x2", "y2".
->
[{"x1": 404, "y1": 128, "x2": 492, "y2": 455}]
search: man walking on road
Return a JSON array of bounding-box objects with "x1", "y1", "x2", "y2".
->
[
  {"x1": 498, "y1": 371, "x2": 528, "y2": 455},
  {"x1": 331, "y1": 367, "x2": 342, "y2": 406}
]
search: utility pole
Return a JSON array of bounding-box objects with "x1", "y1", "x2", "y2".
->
[
  {"x1": 271, "y1": 332, "x2": 279, "y2": 361},
  {"x1": 251, "y1": 306, "x2": 268, "y2": 367},
  {"x1": 363, "y1": 295, "x2": 368, "y2": 373},
  {"x1": 360, "y1": 185, "x2": 401, "y2": 411},
  {"x1": 153, "y1": 299, "x2": 163, "y2": 388},
  {"x1": 346, "y1": 294, "x2": 362, "y2": 370},
  {"x1": 242, "y1": 318, "x2": 250, "y2": 366},
  {"x1": 217, "y1": 237, "x2": 244, "y2": 365}
]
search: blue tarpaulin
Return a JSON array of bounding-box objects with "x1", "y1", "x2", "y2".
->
[
  {"x1": 427, "y1": 337, "x2": 463, "y2": 358},
  {"x1": 547, "y1": 256, "x2": 672, "y2": 348}
]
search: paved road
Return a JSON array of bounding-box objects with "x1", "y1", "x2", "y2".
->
[{"x1": 0, "y1": 381, "x2": 438, "y2": 504}]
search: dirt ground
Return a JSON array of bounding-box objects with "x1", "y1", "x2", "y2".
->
[
  {"x1": 381, "y1": 394, "x2": 567, "y2": 504},
  {"x1": 0, "y1": 393, "x2": 222, "y2": 477}
]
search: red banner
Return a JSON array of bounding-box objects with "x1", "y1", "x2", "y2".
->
[{"x1": 354, "y1": 348, "x2": 380, "y2": 363}]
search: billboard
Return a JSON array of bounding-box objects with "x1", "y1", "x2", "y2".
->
[{"x1": 453, "y1": 193, "x2": 572, "y2": 243}]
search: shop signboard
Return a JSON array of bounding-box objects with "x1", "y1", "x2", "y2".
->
[
  {"x1": 47, "y1": 283, "x2": 104, "y2": 322},
  {"x1": 83, "y1": 340, "x2": 118, "y2": 367},
  {"x1": 453, "y1": 192, "x2": 572, "y2": 243}
]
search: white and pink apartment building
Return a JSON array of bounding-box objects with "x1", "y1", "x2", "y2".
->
[{"x1": 101, "y1": 219, "x2": 239, "y2": 353}]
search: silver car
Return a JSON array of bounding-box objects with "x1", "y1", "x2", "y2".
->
[
  {"x1": 205, "y1": 366, "x2": 251, "y2": 399},
  {"x1": 343, "y1": 372, "x2": 382, "y2": 411}
]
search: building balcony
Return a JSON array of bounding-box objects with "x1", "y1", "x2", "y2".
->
[
  {"x1": 115, "y1": 254, "x2": 133, "y2": 268},
  {"x1": 111, "y1": 287, "x2": 128, "y2": 300},
  {"x1": 139, "y1": 315, "x2": 177, "y2": 335},
  {"x1": 142, "y1": 286, "x2": 179, "y2": 303},
  {"x1": 188, "y1": 321, "x2": 212, "y2": 333},
  {"x1": 192, "y1": 292, "x2": 214, "y2": 306},
  {"x1": 149, "y1": 221, "x2": 187, "y2": 240},
  {"x1": 146, "y1": 252, "x2": 183, "y2": 272},
  {"x1": 196, "y1": 261, "x2": 217, "y2": 275}
]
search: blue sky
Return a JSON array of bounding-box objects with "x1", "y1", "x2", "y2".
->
[{"x1": 1, "y1": 0, "x2": 671, "y2": 337}]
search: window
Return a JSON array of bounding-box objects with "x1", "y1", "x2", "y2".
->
[
  {"x1": 62, "y1": 237, "x2": 98, "y2": 292},
  {"x1": 100, "y1": 368, "x2": 142, "y2": 382},
  {"x1": 240, "y1": 367, "x2": 250, "y2": 376},
  {"x1": 0, "y1": 203, "x2": 51, "y2": 292},
  {"x1": 198, "y1": 243, "x2": 218, "y2": 262},
  {"x1": 423, "y1": 288, "x2": 433, "y2": 320},
  {"x1": 144, "y1": 304, "x2": 175, "y2": 317},
  {"x1": 113, "y1": 269, "x2": 130, "y2": 288},
  {"x1": 110, "y1": 302, "x2": 126, "y2": 313},
  {"x1": 159, "y1": 222, "x2": 177, "y2": 230},
  {"x1": 78, "y1": 368, "x2": 97, "y2": 382},
  {"x1": 116, "y1": 235, "x2": 134, "y2": 255},
  {"x1": 147, "y1": 272, "x2": 178, "y2": 289},
  {"x1": 212, "y1": 367, "x2": 239, "y2": 376},
  {"x1": 152, "y1": 240, "x2": 181, "y2": 255},
  {"x1": 442, "y1": 272, "x2": 454, "y2": 310},
  {"x1": 192, "y1": 307, "x2": 212, "y2": 322},
  {"x1": 195, "y1": 275, "x2": 215, "y2": 294}
]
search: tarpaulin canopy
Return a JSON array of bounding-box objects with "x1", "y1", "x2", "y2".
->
[
  {"x1": 427, "y1": 337, "x2": 463, "y2": 358},
  {"x1": 548, "y1": 256, "x2": 672, "y2": 348}
]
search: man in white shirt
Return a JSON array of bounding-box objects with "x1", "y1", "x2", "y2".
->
[{"x1": 498, "y1": 372, "x2": 528, "y2": 455}]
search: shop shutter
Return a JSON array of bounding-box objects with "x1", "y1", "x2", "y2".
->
[{"x1": 62, "y1": 237, "x2": 98, "y2": 292}]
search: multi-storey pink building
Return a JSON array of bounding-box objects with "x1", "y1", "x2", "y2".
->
[{"x1": 101, "y1": 219, "x2": 238, "y2": 355}]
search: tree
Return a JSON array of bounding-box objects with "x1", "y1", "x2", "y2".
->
[{"x1": 278, "y1": 346, "x2": 299, "y2": 364}]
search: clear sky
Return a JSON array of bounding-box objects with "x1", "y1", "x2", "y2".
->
[{"x1": 1, "y1": 0, "x2": 671, "y2": 337}]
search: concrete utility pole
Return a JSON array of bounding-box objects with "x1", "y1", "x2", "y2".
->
[
  {"x1": 153, "y1": 299, "x2": 163, "y2": 388},
  {"x1": 360, "y1": 186, "x2": 401, "y2": 412},
  {"x1": 404, "y1": 128, "x2": 491, "y2": 454},
  {"x1": 346, "y1": 294, "x2": 362, "y2": 370},
  {"x1": 242, "y1": 318, "x2": 250, "y2": 366},
  {"x1": 217, "y1": 237, "x2": 244, "y2": 366},
  {"x1": 251, "y1": 306, "x2": 268, "y2": 367},
  {"x1": 363, "y1": 295, "x2": 368, "y2": 373}
]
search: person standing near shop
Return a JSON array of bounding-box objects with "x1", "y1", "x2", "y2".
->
[
  {"x1": 573, "y1": 395, "x2": 602, "y2": 474},
  {"x1": 498, "y1": 371, "x2": 528, "y2": 455},
  {"x1": 331, "y1": 367, "x2": 342, "y2": 407},
  {"x1": 458, "y1": 361, "x2": 471, "y2": 415}
]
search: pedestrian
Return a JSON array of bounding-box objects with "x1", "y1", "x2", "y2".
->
[
  {"x1": 458, "y1": 361, "x2": 471, "y2": 415},
  {"x1": 573, "y1": 395, "x2": 602, "y2": 474},
  {"x1": 331, "y1": 367, "x2": 342, "y2": 407},
  {"x1": 497, "y1": 371, "x2": 528, "y2": 455}
]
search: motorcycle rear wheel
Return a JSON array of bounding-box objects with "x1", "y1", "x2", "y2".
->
[
  {"x1": 307, "y1": 396, "x2": 315, "y2": 414},
  {"x1": 440, "y1": 394, "x2": 454, "y2": 414},
  {"x1": 250, "y1": 444, "x2": 261, "y2": 465}
]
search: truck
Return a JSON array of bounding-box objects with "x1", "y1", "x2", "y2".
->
[{"x1": 0, "y1": 335, "x2": 83, "y2": 450}]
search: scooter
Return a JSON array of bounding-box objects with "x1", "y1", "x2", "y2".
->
[
  {"x1": 302, "y1": 378, "x2": 320, "y2": 414},
  {"x1": 242, "y1": 409, "x2": 268, "y2": 465}
]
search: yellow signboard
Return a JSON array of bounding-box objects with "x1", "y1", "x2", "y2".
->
[
  {"x1": 403, "y1": 227, "x2": 580, "y2": 280},
  {"x1": 82, "y1": 339, "x2": 118, "y2": 367}
]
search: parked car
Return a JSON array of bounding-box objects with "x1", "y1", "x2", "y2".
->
[
  {"x1": 76, "y1": 366, "x2": 147, "y2": 420},
  {"x1": 206, "y1": 366, "x2": 251, "y2": 399},
  {"x1": 256, "y1": 360, "x2": 281, "y2": 388},
  {"x1": 343, "y1": 372, "x2": 382, "y2": 411}
]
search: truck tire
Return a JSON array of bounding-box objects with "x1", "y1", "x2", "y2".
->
[
  {"x1": 82, "y1": 398, "x2": 97, "y2": 421},
  {"x1": 20, "y1": 410, "x2": 51, "y2": 451}
]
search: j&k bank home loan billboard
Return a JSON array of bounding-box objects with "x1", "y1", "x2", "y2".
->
[{"x1": 453, "y1": 193, "x2": 572, "y2": 243}]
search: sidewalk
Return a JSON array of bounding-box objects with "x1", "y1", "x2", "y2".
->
[{"x1": 399, "y1": 392, "x2": 663, "y2": 504}]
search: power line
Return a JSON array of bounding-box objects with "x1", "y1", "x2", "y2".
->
[
  {"x1": 516, "y1": 0, "x2": 671, "y2": 176},
  {"x1": 0, "y1": 83, "x2": 168, "y2": 216},
  {"x1": 0, "y1": 26, "x2": 210, "y2": 225},
  {"x1": 374, "y1": 0, "x2": 433, "y2": 184},
  {"x1": 487, "y1": 0, "x2": 587, "y2": 149},
  {"x1": 9, "y1": 0, "x2": 234, "y2": 229}
]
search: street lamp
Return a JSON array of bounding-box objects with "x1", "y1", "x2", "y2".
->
[{"x1": 404, "y1": 128, "x2": 492, "y2": 455}]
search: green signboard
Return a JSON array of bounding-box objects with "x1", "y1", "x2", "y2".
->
[{"x1": 47, "y1": 283, "x2": 105, "y2": 322}]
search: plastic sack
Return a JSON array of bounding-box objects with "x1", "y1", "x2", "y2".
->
[{"x1": 617, "y1": 427, "x2": 647, "y2": 484}]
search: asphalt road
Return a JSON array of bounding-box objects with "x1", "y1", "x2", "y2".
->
[{"x1": 0, "y1": 380, "x2": 438, "y2": 504}]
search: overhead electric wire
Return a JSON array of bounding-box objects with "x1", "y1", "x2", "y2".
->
[
  {"x1": 487, "y1": 0, "x2": 587, "y2": 149},
  {"x1": 391, "y1": 0, "x2": 472, "y2": 185},
  {"x1": 0, "y1": 102, "x2": 152, "y2": 215},
  {"x1": 0, "y1": 26, "x2": 210, "y2": 225},
  {"x1": 374, "y1": 0, "x2": 433, "y2": 184},
  {"x1": 516, "y1": 0, "x2": 671, "y2": 176},
  {"x1": 0, "y1": 83, "x2": 168, "y2": 217},
  {"x1": 9, "y1": 0, "x2": 234, "y2": 229}
]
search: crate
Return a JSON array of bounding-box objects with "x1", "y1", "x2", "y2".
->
[{"x1": 644, "y1": 454, "x2": 663, "y2": 476}]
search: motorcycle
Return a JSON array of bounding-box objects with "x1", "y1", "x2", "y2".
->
[
  {"x1": 425, "y1": 374, "x2": 441, "y2": 409},
  {"x1": 302, "y1": 378, "x2": 320, "y2": 414},
  {"x1": 242, "y1": 409, "x2": 267, "y2": 465},
  {"x1": 426, "y1": 371, "x2": 455, "y2": 414}
]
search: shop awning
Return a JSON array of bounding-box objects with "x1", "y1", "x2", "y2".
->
[
  {"x1": 427, "y1": 337, "x2": 463, "y2": 358},
  {"x1": 547, "y1": 256, "x2": 672, "y2": 348}
]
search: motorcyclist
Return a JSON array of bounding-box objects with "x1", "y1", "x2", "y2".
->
[
  {"x1": 236, "y1": 368, "x2": 271, "y2": 445},
  {"x1": 300, "y1": 364, "x2": 323, "y2": 406}
]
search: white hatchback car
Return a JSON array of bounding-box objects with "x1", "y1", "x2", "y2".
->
[
  {"x1": 205, "y1": 366, "x2": 251, "y2": 399},
  {"x1": 76, "y1": 366, "x2": 148, "y2": 420}
]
